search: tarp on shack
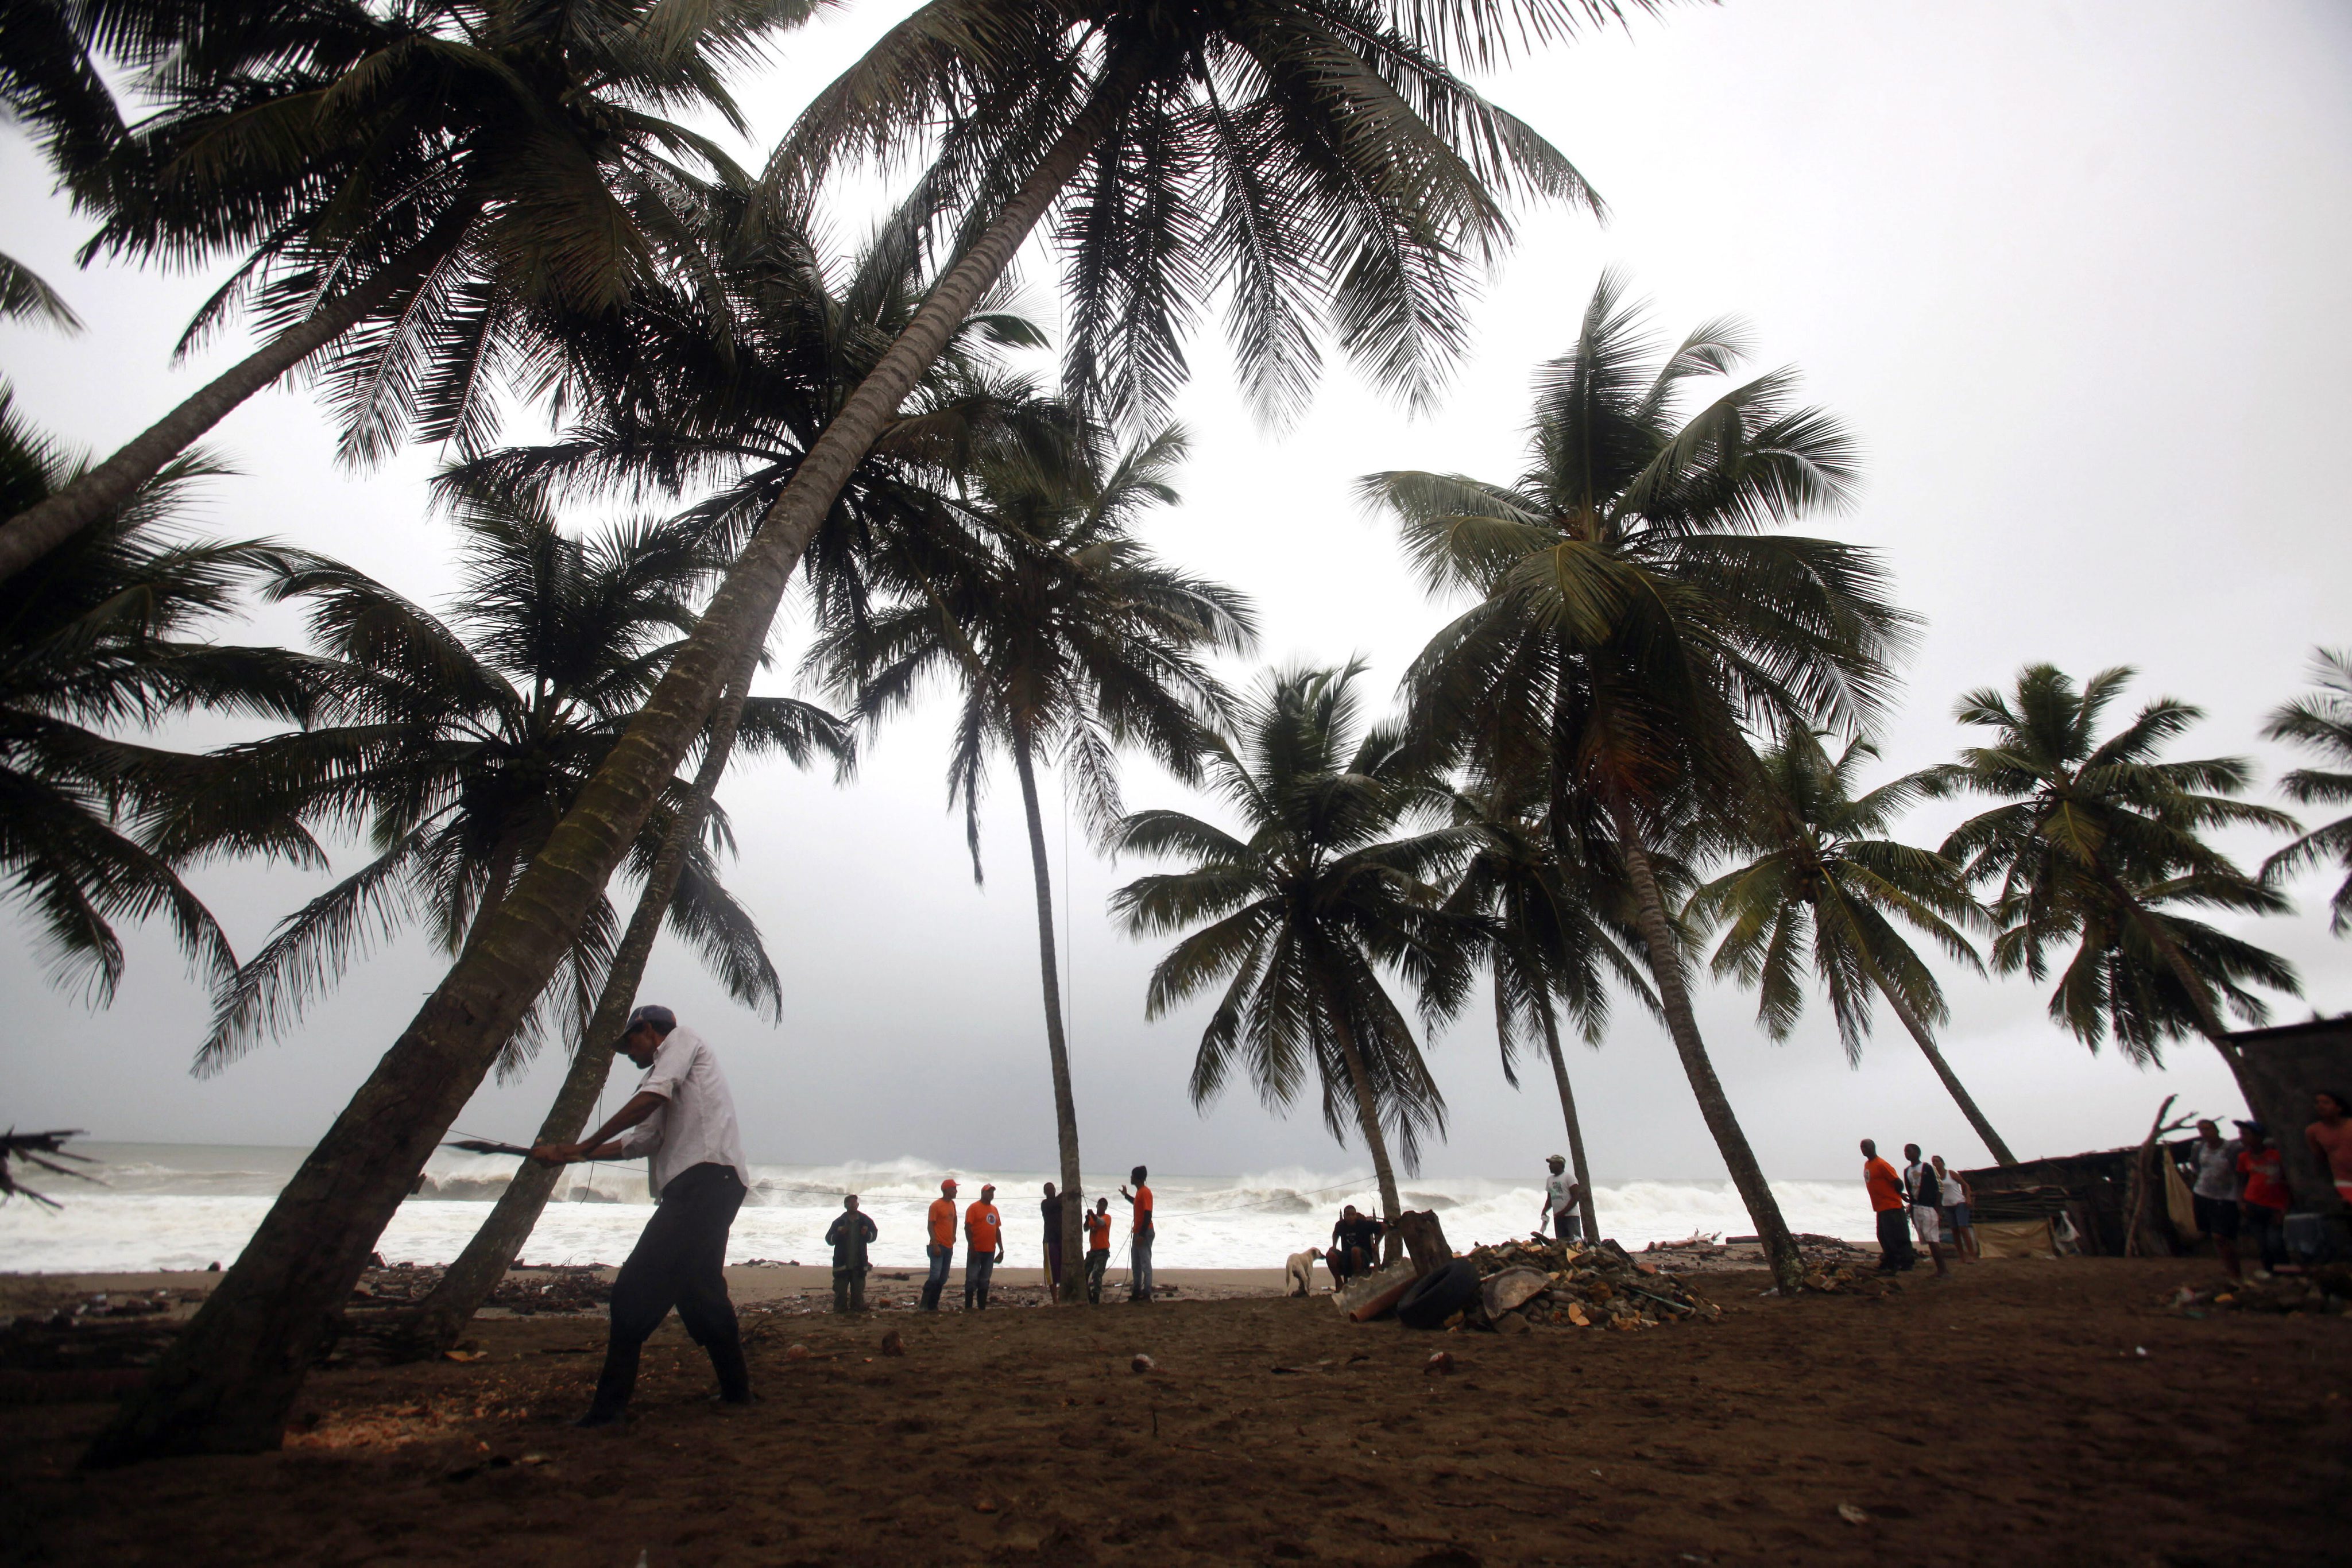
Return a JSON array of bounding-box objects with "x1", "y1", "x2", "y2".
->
[{"x1": 1974, "y1": 1218, "x2": 2057, "y2": 1259}]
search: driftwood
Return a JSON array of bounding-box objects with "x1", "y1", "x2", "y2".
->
[
  {"x1": 1389, "y1": 1210, "x2": 1454, "y2": 1277},
  {"x1": 2123, "y1": 1095, "x2": 2195, "y2": 1258}
]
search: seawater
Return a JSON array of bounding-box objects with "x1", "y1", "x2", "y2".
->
[{"x1": 0, "y1": 1143, "x2": 1872, "y2": 1273}]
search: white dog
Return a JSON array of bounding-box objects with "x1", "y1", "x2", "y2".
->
[{"x1": 1284, "y1": 1247, "x2": 1325, "y2": 1296}]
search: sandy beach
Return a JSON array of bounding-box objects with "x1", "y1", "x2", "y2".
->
[{"x1": 5, "y1": 1256, "x2": 2346, "y2": 1566}]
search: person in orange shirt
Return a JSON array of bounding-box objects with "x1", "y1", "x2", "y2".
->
[
  {"x1": 1083, "y1": 1198, "x2": 1114, "y2": 1304},
  {"x1": 1119, "y1": 1164, "x2": 1155, "y2": 1303},
  {"x1": 1861, "y1": 1139, "x2": 1913, "y2": 1273},
  {"x1": 963, "y1": 1183, "x2": 1005, "y2": 1310},
  {"x1": 920, "y1": 1177, "x2": 958, "y2": 1311}
]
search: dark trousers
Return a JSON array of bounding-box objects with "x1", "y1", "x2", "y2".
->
[
  {"x1": 589, "y1": 1163, "x2": 748, "y2": 1418},
  {"x1": 1084, "y1": 1247, "x2": 1109, "y2": 1303},
  {"x1": 2245, "y1": 1203, "x2": 2288, "y2": 1271},
  {"x1": 1130, "y1": 1230, "x2": 1154, "y2": 1300},
  {"x1": 964, "y1": 1250, "x2": 996, "y2": 1308},
  {"x1": 1553, "y1": 1211, "x2": 1584, "y2": 1244},
  {"x1": 921, "y1": 1244, "x2": 951, "y2": 1310},
  {"x1": 833, "y1": 1267, "x2": 865, "y2": 1313},
  {"x1": 1875, "y1": 1206, "x2": 1916, "y2": 1272}
]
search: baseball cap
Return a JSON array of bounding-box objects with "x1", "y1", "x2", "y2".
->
[{"x1": 625, "y1": 1004, "x2": 676, "y2": 1036}]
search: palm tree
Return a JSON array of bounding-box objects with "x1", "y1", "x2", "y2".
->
[
  {"x1": 2262, "y1": 648, "x2": 2352, "y2": 935},
  {"x1": 1444, "y1": 775, "x2": 1657, "y2": 1241},
  {"x1": 0, "y1": 0, "x2": 824, "y2": 583},
  {"x1": 1361, "y1": 273, "x2": 1912, "y2": 1290},
  {"x1": 1689, "y1": 731, "x2": 2017, "y2": 1165},
  {"x1": 814, "y1": 424, "x2": 1254, "y2": 1299},
  {"x1": 0, "y1": 386, "x2": 316, "y2": 1004},
  {"x1": 1112, "y1": 663, "x2": 1479, "y2": 1221},
  {"x1": 91, "y1": 1, "x2": 1639, "y2": 1462},
  {"x1": 1917, "y1": 664, "x2": 2300, "y2": 1075},
  {"x1": 396, "y1": 219, "x2": 1013, "y2": 1352},
  {"x1": 189, "y1": 483, "x2": 847, "y2": 1075}
]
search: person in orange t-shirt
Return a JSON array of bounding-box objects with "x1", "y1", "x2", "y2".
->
[
  {"x1": 920, "y1": 1178, "x2": 958, "y2": 1311},
  {"x1": 1084, "y1": 1199, "x2": 1114, "y2": 1304},
  {"x1": 1119, "y1": 1164, "x2": 1155, "y2": 1302},
  {"x1": 1861, "y1": 1139, "x2": 1914, "y2": 1273},
  {"x1": 963, "y1": 1183, "x2": 1005, "y2": 1310}
]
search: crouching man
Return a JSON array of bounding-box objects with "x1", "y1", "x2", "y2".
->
[{"x1": 534, "y1": 1005, "x2": 752, "y2": 1426}]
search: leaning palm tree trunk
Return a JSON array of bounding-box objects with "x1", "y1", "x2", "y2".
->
[
  {"x1": 1011, "y1": 734, "x2": 1089, "y2": 1305},
  {"x1": 1612, "y1": 814, "x2": 1803, "y2": 1292},
  {"x1": 0, "y1": 204, "x2": 481, "y2": 586},
  {"x1": 87, "y1": 85, "x2": 1131, "y2": 1467},
  {"x1": 1866, "y1": 970, "x2": 2018, "y2": 1166},
  {"x1": 397, "y1": 651, "x2": 761, "y2": 1355},
  {"x1": 1324, "y1": 989, "x2": 1404, "y2": 1224},
  {"x1": 1535, "y1": 1000, "x2": 1601, "y2": 1242}
]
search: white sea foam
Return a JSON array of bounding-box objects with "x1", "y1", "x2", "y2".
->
[{"x1": 0, "y1": 1143, "x2": 1872, "y2": 1273}]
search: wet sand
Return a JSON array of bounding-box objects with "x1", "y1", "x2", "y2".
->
[{"x1": 4, "y1": 1257, "x2": 2346, "y2": 1565}]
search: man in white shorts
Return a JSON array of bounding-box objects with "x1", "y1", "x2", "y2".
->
[{"x1": 1900, "y1": 1143, "x2": 1951, "y2": 1277}]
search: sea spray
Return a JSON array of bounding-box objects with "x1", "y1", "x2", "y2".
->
[{"x1": 0, "y1": 1143, "x2": 1872, "y2": 1273}]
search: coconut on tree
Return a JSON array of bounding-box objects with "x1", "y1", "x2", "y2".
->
[
  {"x1": 1112, "y1": 662, "x2": 1481, "y2": 1224},
  {"x1": 1916, "y1": 664, "x2": 2300, "y2": 1075},
  {"x1": 1361, "y1": 273, "x2": 1913, "y2": 1291},
  {"x1": 1688, "y1": 731, "x2": 2018, "y2": 1165}
]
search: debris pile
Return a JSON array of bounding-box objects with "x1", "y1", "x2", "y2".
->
[
  {"x1": 1458, "y1": 1236, "x2": 1721, "y2": 1331},
  {"x1": 348, "y1": 1264, "x2": 612, "y2": 1314},
  {"x1": 2, "y1": 1292, "x2": 194, "y2": 1373},
  {"x1": 2167, "y1": 1265, "x2": 2352, "y2": 1318}
]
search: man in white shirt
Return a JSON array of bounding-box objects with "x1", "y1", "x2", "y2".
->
[
  {"x1": 534, "y1": 1005, "x2": 753, "y2": 1426},
  {"x1": 2186, "y1": 1118, "x2": 2244, "y2": 1279},
  {"x1": 1900, "y1": 1143, "x2": 1951, "y2": 1278},
  {"x1": 1538, "y1": 1155, "x2": 1585, "y2": 1244}
]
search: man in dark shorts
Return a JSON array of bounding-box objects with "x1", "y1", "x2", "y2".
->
[{"x1": 2186, "y1": 1118, "x2": 2242, "y2": 1278}]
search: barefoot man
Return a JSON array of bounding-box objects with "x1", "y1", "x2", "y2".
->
[{"x1": 533, "y1": 1004, "x2": 752, "y2": 1427}]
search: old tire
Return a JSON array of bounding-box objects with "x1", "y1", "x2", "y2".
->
[{"x1": 1394, "y1": 1259, "x2": 1480, "y2": 1330}]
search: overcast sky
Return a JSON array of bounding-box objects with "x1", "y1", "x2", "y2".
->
[{"x1": 2, "y1": 1, "x2": 2346, "y2": 1184}]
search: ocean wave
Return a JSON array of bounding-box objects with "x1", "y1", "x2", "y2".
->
[{"x1": 0, "y1": 1160, "x2": 1876, "y2": 1273}]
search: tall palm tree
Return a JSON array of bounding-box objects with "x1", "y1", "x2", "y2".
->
[
  {"x1": 1112, "y1": 663, "x2": 1479, "y2": 1221},
  {"x1": 0, "y1": 0, "x2": 824, "y2": 583},
  {"x1": 1443, "y1": 775, "x2": 1658, "y2": 1241},
  {"x1": 399, "y1": 218, "x2": 1018, "y2": 1350},
  {"x1": 189, "y1": 484, "x2": 847, "y2": 1075},
  {"x1": 1689, "y1": 731, "x2": 2016, "y2": 1165},
  {"x1": 1917, "y1": 664, "x2": 2300, "y2": 1075},
  {"x1": 815, "y1": 424, "x2": 1255, "y2": 1299},
  {"x1": 0, "y1": 387, "x2": 315, "y2": 1002},
  {"x1": 2262, "y1": 648, "x2": 2352, "y2": 936},
  {"x1": 1361, "y1": 273, "x2": 1912, "y2": 1290},
  {"x1": 92, "y1": 1, "x2": 1641, "y2": 1463}
]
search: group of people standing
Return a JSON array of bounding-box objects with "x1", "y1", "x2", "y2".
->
[
  {"x1": 863, "y1": 1166, "x2": 1154, "y2": 1312},
  {"x1": 2185, "y1": 1091, "x2": 2352, "y2": 1278},
  {"x1": 1860, "y1": 1139, "x2": 1976, "y2": 1276}
]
